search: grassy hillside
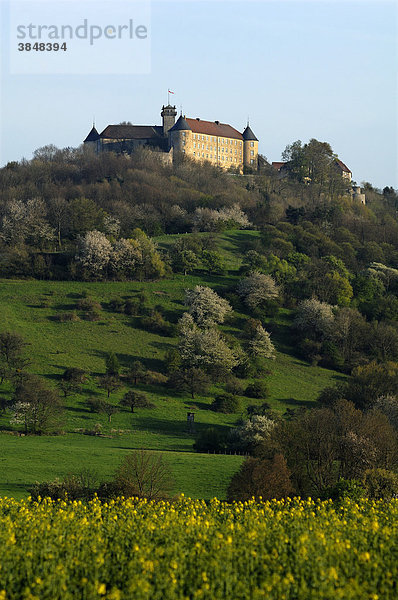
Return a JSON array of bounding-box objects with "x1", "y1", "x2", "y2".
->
[{"x1": 0, "y1": 231, "x2": 343, "y2": 499}]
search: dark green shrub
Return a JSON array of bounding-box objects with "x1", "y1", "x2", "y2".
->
[
  {"x1": 141, "y1": 311, "x2": 174, "y2": 336},
  {"x1": 225, "y1": 376, "x2": 245, "y2": 396},
  {"x1": 211, "y1": 393, "x2": 241, "y2": 413},
  {"x1": 193, "y1": 427, "x2": 227, "y2": 453},
  {"x1": 326, "y1": 479, "x2": 366, "y2": 502},
  {"x1": 56, "y1": 311, "x2": 80, "y2": 322},
  {"x1": 362, "y1": 468, "x2": 398, "y2": 499},
  {"x1": 108, "y1": 297, "x2": 125, "y2": 313},
  {"x1": 62, "y1": 367, "x2": 86, "y2": 384},
  {"x1": 77, "y1": 297, "x2": 102, "y2": 312},
  {"x1": 84, "y1": 309, "x2": 101, "y2": 321},
  {"x1": 124, "y1": 298, "x2": 140, "y2": 316},
  {"x1": 245, "y1": 381, "x2": 269, "y2": 399},
  {"x1": 29, "y1": 470, "x2": 98, "y2": 501}
]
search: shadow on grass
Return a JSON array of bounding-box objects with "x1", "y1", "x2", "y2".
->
[
  {"x1": 132, "y1": 413, "x2": 232, "y2": 437},
  {"x1": 90, "y1": 350, "x2": 165, "y2": 373},
  {"x1": 53, "y1": 303, "x2": 78, "y2": 311},
  {"x1": 151, "y1": 341, "x2": 175, "y2": 353},
  {"x1": 281, "y1": 397, "x2": 315, "y2": 409},
  {"x1": 2, "y1": 482, "x2": 31, "y2": 494}
]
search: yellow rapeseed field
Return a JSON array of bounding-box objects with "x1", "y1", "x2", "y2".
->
[{"x1": 0, "y1": 495, "x2": 397, "y2": 599}]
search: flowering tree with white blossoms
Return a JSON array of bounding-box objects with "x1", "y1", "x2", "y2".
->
[{"x1": 185, "y1": 286, "x2": 232, "y2": 327}]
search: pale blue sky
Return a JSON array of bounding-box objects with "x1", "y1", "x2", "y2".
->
[{"x1": 1, "y1": 0, "x2": 397, "y2": 188}]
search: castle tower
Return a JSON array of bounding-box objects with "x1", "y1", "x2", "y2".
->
[
  {"x1": 83, "y1": 125, "x2": 100, "y2": 153},
  {"x1": 169, "y1": 115, "x2": 192, "y2": 156},
  {"x1": 161, "y1": 104, "x2": 177, "y2": 137},
  {"x1": 242, "y1": 124, "x2": 259, "y2": 169}
]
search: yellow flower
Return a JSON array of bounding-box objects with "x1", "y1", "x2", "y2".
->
[{"x1": 97, "y1": 583, "x2": 106, "y2": 595}]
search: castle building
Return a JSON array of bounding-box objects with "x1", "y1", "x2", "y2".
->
[{"x1": 83, "y1": 104, "x2": 258, "y2": 171}]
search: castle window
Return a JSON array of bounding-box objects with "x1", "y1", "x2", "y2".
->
[
  {"x1": 183, "y1": 149, "x2": 185, "y2": 153},
  {"x1": 202, "y1": 153, "x2": 204, "y2": 157},
  {"x1": 206, "y1": 154, "x2": 208, "y2": 158},
  {"x1": 250, "y1": 159, "x2": 254, "y2": 164},
  {"x1": 182, "y1": 132, "x2": 186, "y2": 137},
  {"x1": 193, "y1": 143, "x2": 196, "y2": 148},
  {"x1": 250, "y1": 150, "x2": 254, "y2": 156},
  {"x1": 250, "y1": 142, "x2": 254, "y2": 147}
]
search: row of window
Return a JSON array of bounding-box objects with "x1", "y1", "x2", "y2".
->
[
  {"x1": 184, "y1": 141, "x2": 254, "y2": 156},
  {"x1": 192, "y1": 152, "x2": 241, "y2": 163},
  {"x1": 183, "y1": 150, "x2": 256, "y2": 166},
  {"x1": 192, "y1": 142, "x2": 242, "y2": 154},
  {"x1": 181, "y1": 133, "x2": 255, "y2": 148},
  {"x1": 183, "y1": 132, "x2": 244, "y2": 146}
]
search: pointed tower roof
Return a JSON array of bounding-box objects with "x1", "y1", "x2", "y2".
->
[
  {"x1": 84, "y1": 126, "x2": 100, "y2": 143},
  {"x1": 242, "y1": 125, "x2": 258, "y2": 141},
  {"x1": 169, "y1": 115, "x2": 191, "y2": 132}
]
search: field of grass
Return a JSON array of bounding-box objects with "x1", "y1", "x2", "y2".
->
[
  {"x1": 0, "y1": 231, "x2": 344, "y2": 499},
  {"x1": 1, "y1": 495, "x2": 396, "y2": 599}
]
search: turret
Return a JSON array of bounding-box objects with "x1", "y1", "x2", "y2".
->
[
  {"x1": 242, "y1": 124, "x2": 258, "y2": 169},
  {"x1": 169, "y1": 115, "x2": 192, "y2": 155},
  {"x1": 83, "y1": 126, "x2": 100, "y2": 153},
  {"x1": 161, "y1": 104, "x2": 177, "y2": 136}
]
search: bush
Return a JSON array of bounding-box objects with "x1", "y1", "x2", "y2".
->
[
  {"x1": 108, "y1": 297, "x2": 125, "y2": 313},
  {"x1": 29, "y1": 470, "x2": 98, "y2": 501},
  {"x1": 145, "y1": 370, "x2": 168, "y2": 386},
  {"x1": 326, "y1": 479, "x2": 366, "y2": 502},
  {"x1": 55, "y1": 311, "x2": 80, "y2": 322},
  {"x1": 362, "y1": 468, "x2": 398, "y2": 499},
  {"x1": 86, "y1": 398, "x2": 103, "y2": 413},
  {"x1": 62, "y1": 367, "x2": 86, "y2": 384},
  {"x1": 124, "y1": 298, "x2": 140, "y2": 316},
  {"x1": 84, "y1": 309, "x2": 101, "y2": 322},
  {"x1": 77, "y1": 297, "x2": 102, "y2": 312},
  {"x1": 246, "y1": 402, "x2": 272, "y2": 416},
  {"x1": 211, "y1": 393, "x2": 241, "y2": 414},
  {"x1": 245, "y1": 381, "x2": 269, "y2": 399},
  {"x1": 141, "y1": 311, "x2": 174, "y2": 336},
  {"x1": 227, "y1": 454, "x2": 294, "y2": 501},
  {"x1": 225, "y1": 376, "x2": 245, "y2": 396},
  {"x1": 193, "y1": 427, "x2": 226, "y2": 453}
]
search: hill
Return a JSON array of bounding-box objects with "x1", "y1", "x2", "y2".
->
[
  {"x1": 0, "y1": 230, "x2": 342, "y2": 499},
  {"x1": 0, "y1": 149, "x2": 398, "y2": 500}
]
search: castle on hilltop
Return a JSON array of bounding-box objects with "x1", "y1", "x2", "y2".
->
[{"x1": 83, "y1": 104, "x2": 259, "y2": 172}]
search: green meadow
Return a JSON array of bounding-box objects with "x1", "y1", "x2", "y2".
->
[{"x1": 0, "y1": 231, "x2": 343, "y2": 499}]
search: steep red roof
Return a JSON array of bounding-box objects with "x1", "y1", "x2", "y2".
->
[
  {"x1": 334, "y1": 158, "x2": 351, "y2": 173},
  {"x1": 185, "y1": 118, "x2": 243, "y2": 140}
]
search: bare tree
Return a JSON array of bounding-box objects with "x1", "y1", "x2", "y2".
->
[{"x1": 114, "y1": 450, "x2": 173, "y2": 500}]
